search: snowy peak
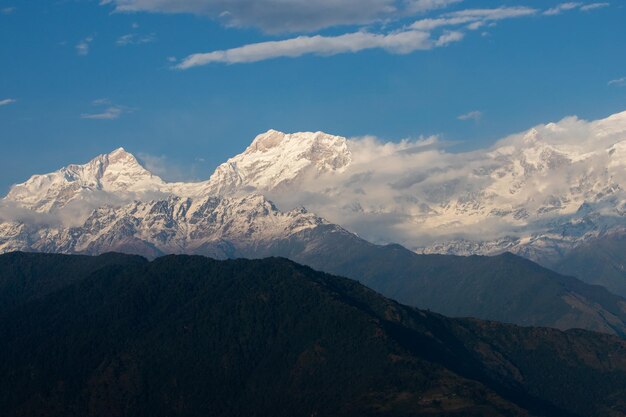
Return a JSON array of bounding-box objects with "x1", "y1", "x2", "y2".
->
[
  {"x1": 4, "y1": 148, "x2": 165, "y2": 212},
  {"x1": 94, "y1": 147, "x2": 163, "y2": 191},
  {"x1": 245, "y1": 129, "x2": 288, "y2": 153},
  {"x1": 1, "y1": 129, "x2": 354, "y2": 213},
  {"x1": 206, "y1": 130, "x2": 351, "y2": 195}
]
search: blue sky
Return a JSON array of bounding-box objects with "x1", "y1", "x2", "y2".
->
[{"x1": 0, "y1": 0, "x2": 625, "y2": 193}]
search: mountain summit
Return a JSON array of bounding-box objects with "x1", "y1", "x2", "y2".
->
[
  {"x1": 5, "y1": 148, "x2": 166, "y2": 212},
  {"x1": 206, "y1": 130, "x2": 351, "y2": 195}
]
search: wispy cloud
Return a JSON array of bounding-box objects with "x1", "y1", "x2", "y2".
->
[
  {"x1": 76, "y1": 36, "x2": 94, "y2": 56},
  {"x1": 177, "y1": 29, "x2": 464, "y2": 68},
  {"x1": 81, "y1": 107, "x2": 123, "y2": 120},
  {"x1": 446, "y1": 6, "x2": 538, "y2": 20},
  {"x1": 81, "y1": 99, "x2": 133, "y2": 120},
  {"x1": 116, "y1": 32, "x2": 157, "y2": 46},
  {"x1": 91, "y1": 98, "x2": 111, "y2": 105},
  {"x1": 1, "y1": 6, "x2": 15, "y2": 14},
  {"x1": 0, "y1": 98, "x2": 16, "y2": 106},
  {"x1": 457, "y1": 110, "x2": 482, "y2": 121},
  {"x1": 544, "y1": 2, "x2": 582, "y2": 16},
  {"x1": 608, "y1": 77, "x2": 626, "y2": 87},
  {"x1": 580, "y1": 2, "x2": 610, "y2": 11},
  {"x1": 100, "y1": 0, "x2": 462, "y2": 34},
  {"x1": 411, "y1": 6, "x2": 538, "y2": 30}
]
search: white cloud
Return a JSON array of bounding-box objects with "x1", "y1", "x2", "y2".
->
[
  {"x1": 543, "y1": 2, "x2": 582, "y2": 15},
  {"x1": 76, "y1": 36, "x2": 94, "y2": 56},
  {"x1": 81, "y1": 99, "x2": 133, "y2": 120},
  {"x1": 81, "y1": 107, "x2": 123, "y2": 120},
  {"x1": 410, "y1": 17, "x2": 471, "y2": 30},
  {"x1": 92, "y1": 98, "x2": 111, "y2": 105},
  {"x1": 609, "y1": 77, "x2": 626, "y2": 87},
  {"x1": 176, "y1": 29, "x2": 465, "y2": 68},
  {"x1": 446, "y1": 6, "x2": 538, "y2": 20},
  {"x1": 116, "y1": 32, "x2": 157, "y2": 46},
  {"x1": 457, "y1": 110, "x2": 482, "y2": 121},
  {"x1": 409, "y1": 6, "x2": 539, "y2": 30},
  {"x1": 100, "y1": 0, "x2": 462, "y2": 33},
  {"x1": 0, "y1": 98, "x2": 16, "y2": 106},
  {"x1": 1, "y1": 6, "x2": 15, "y2": 14},
  {"x1": 580, "y1": 2, "x2": 610, "y2": 11}
]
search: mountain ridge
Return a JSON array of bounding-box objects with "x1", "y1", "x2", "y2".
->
[{"x1": 1, "y1": 252, "x2": 626, "y2": 417}]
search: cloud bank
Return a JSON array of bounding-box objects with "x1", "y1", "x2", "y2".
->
[{"x1": 258, "y1": 111, "x2": 626, "y2": 247}]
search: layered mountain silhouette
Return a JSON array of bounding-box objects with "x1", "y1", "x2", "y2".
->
[
  {"x1": 1, "y1": 252, "x2": 626, "y2": 417},
  {"x1": 3, "y1": 120, "x2": 626, "y2": 336}
]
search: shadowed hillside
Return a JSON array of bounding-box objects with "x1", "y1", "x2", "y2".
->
[{"x1": 1, "y1": 253, "x2": 626, "y2": 416}]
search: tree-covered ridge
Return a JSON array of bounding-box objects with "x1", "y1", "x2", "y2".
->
[{"x1": 0, "y1": 252, "x2": 625, "y2": 417}]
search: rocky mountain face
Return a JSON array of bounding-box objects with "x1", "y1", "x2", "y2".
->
[
  {"x1": 2, "y1": 252, "x2": 626, "y2": 417},
  {"x1": 0, "y1": 193, "x2": 329, "y2": 259}
]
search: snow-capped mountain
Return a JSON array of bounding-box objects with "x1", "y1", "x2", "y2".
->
[
  {"x1": 2, "y1": 130, "x2": 351, "y2": 213},
  {"x1": 3, "y1": 110, "x2": 626, "y2": 294},
  {"x1": 0, "y1": 193, "x2": 335, "y2": 259},
  {"x1": 5, "y1": 147, "x2": 168, "y2": 212},
  {"x1": 205, "y1": 130, "x2": 351, "y2": 195}
]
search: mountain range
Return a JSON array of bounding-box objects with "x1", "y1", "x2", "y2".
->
[
  {"x1": 3, "y1": 112, "x2": 626, "y2": 334},
  {"x1": 1, "y1": 252, "x2": 626, "y2": 417},
  {"x1": 3, "y1": 113, "x2": 626, "y2": 295}
]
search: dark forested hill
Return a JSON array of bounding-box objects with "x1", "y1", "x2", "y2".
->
[
  {"x1": 257, "y1": 226, "x2": 626, "y2": 337},
  {"x1": 1, "y1": 252, "x2": 626, "y2": 417}
]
